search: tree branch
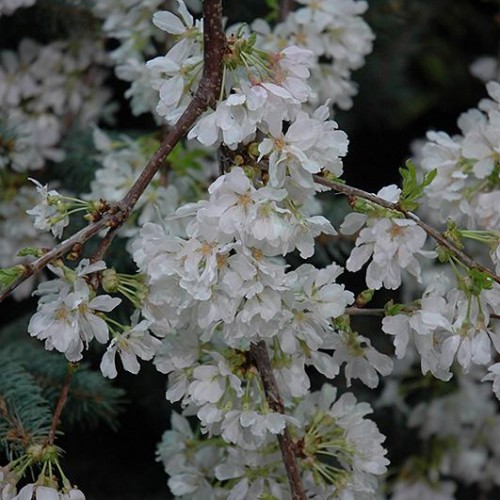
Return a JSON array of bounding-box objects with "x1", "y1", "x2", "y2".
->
[
  {"x1": 0, "y1": 0, "x2": 226, "y2": 303},
  {"x1": 0, "y1": 215, "x2": 113, "y2": 302},
  {"x1": 250, "y1": 341, "x2": 306, "y2": 500}
]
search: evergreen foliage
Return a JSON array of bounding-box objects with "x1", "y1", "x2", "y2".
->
[
  {"x1": 0, "y1": 351, "x2": 52, "y2": 457},
  {"x1": 5, "y1": 343, "x2": 125, "y2": 429}
]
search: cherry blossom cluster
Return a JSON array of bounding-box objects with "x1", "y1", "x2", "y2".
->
[
  {"x1": 379, "y1": 81, "x2": 500, "y2": 397},
  {"x1": 98, "y1": 0, "x2": 373, "y2": 119},
  {"x1": 414, "y1": 82, "x2": 500, "y2": 244},
  {"x1": 25, "y1": 256, "x2": 161, "y2": 383},
  {"x1": 383, "y1": 274, "x2": 500, "y2": 380},
  {"x1": 132, "y1": 166, "x2": 363, "y2": 410},
  {"x1": 0, "y1": 38, "x2": 110, "y2": 172},
  {"x1": 130, "y1": 16, "x2": 391, "y2": 476},
  {"x1": 376, "y1": 353, "x2": 500, "y2": 499},
  {"x1": 2, "y1": 0, "x2": 500, "y2": 499},
  {"x1": 252, "y1": 0, "x2": 374, "y2": 109},
  {"x1": 0, "y1": 183, "x2": 54, "y2": 299},
  {"x1": 0, "y1": 9, "x2": 115, "y2": 305},
  {"x1": 157, "y1": 385, "x2": 388, "y2": 499},
  {"x1": 90, "y1": 0, "x2": 170, "y2": 119},
  {"x1": 27, "y1": 259, "x2": 122, "y2": 362},
  {"x1": 86, "y1": 128, "x2": 217, "y2": 241},
  {"x1": 342, "y1": 184, "x2": 436, "y2": 290}
]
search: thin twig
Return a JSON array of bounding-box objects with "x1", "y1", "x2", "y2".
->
[
  {"x1": 0, "y1": 215, "x2": 113, "y2": 302},
  {"x1": 250, "y1": 341, "x2": 306, "y2": 500},
  {"x1": 313, "y1": 176, "x2": 401, "y2": 210},
  {"x1": 279, "y1": 0, "x2": 294, "y2": 21},
  {"x1": 345, "y1": 307, "x2": 385, "y2": 316},
  {"x1": 313, "y1": 175, "x2": 500, "y2": 285},
  {"x1": 46, "y1": 367, "x2": 74, "y2": 445}
]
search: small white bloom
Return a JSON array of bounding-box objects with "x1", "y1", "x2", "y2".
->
[
  {"x1": 101, "y1": 315, "x2": 159, "y2": 379},
  {"x1": 331, "y1": 331, "x2": 393, "y2": 388},
  {"x1": 26, "y1": 179, "x2": 68, "y2": 239},
  {"x1": 347, "y1": 218, "x2": 433, "y2": 290}
]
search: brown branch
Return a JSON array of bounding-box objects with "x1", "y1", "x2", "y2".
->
[
  {"x1": 0, "y1": 215, "x2": 113, "y2": 303},
  {"x1": 313, "y1": 175, "x2": 500, "y2": 285},
  {"x1": 250, "y1": 341, "x2": 306, "y2": 500},
  {"x1": 46, "y1": 366, "x2": 74, "y2": 445},
  {"x1": 88, "y1": 225, "x2": 122, "y2": 290},
  {"x1": 279, "y1": 0, "x2": 294, "y2": 21},
  {"x1": 0, "y1": 0, "x2": 226, "y2": 303},
  {"x1": 313, "y1": 176, "x2": 399, "y2": 211}
]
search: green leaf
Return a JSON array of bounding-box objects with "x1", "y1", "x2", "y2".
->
[
  {"x1": 0, "y1": 265, "x2": 25, "y2": 288},
  {"x1": 399, "y1": 160, "x2": 437, "y2": 211},
  {"x1": 264, "y1": 0, "x2": 279, "y2": 20},
  {"x1": 17, "y1": 247, "x2": 46, "y2": 258}
]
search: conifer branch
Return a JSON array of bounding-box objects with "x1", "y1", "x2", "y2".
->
[{"x1": 0, "y1": 353, "x2": 53, "y2": 451}]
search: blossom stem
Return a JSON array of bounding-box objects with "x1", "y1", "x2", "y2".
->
[{"x1": 250, "y1": 340, "x2": 306, "y2": 500}]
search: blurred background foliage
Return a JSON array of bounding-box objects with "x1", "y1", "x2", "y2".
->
[{"x1": 0, "y1": 0, "x2": 499, "y2": 498}]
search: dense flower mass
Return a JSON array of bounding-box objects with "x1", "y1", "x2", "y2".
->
[
  {"x1": 131, "y1": 166, "x2": 370, "y2": 454},
  {"x1": 0, "y1": 38, "x2": 111, "y2": 172},
  {"x1": 157, "y1": 385, "x2": 388, "y2": 499},
  {"x1": 1, "y1": 1, "x2": 500, "y2": 499},
  {"x1": 414, "y1": 82, "x2": 500, "y2": 234}
]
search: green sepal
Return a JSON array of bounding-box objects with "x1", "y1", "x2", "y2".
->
[
  {"x1": 467, "y1": 268, "x2": 494, "y2": 295},
  {"x1": 384, "y1": 300, "x2": 407, "y2": 316},
  {"x1": 443, "y1": 220, "x2": 464, "y2": 249}
]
